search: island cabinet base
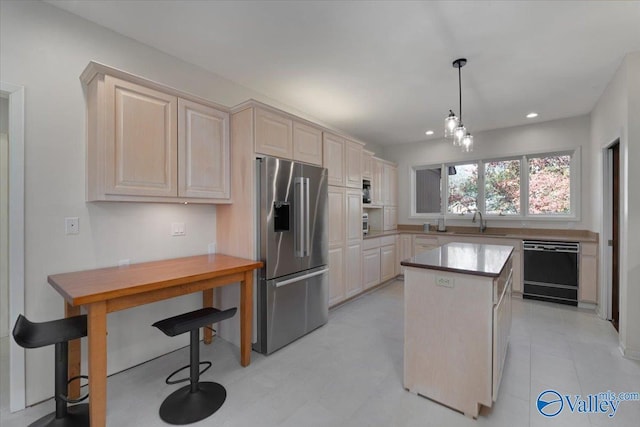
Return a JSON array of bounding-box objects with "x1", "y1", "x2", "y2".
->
[{"x1": 403, "y1": 267, "x2": 494, "y2": 418}]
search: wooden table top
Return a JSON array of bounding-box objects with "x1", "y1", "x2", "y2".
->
[{"x1": 48, "y1": 254, "x2": 263, "y2": 306}]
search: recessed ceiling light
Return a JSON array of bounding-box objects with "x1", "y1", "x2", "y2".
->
[
  {"x1": 425, "y1": 130, "x2": 434, "y2": 135},
  {"x1": 526, "y1": 112, "x2": 539, "y2": 119}
]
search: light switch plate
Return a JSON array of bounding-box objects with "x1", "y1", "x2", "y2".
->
[
  {"x1": 171, "y1": 222, "x2": 186, "y2": 236},
  {"x1": 435, "y1": 276, "x2": 454, "y2": 288}
]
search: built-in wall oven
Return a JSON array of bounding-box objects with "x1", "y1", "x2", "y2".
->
[{"x1": 523, "y1": 240, "x2": 579, "y2": 306}]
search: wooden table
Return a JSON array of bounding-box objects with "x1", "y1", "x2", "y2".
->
[{"x1": 48, "y1": 254, "x2": 263, "y2": 427}]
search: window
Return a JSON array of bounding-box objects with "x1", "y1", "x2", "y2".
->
[
  {"x1": 415, "y1": 167, "x2": 441, "y2": 214},
  {"x1": 411, "y1": 149, "x2": 578, "y2": 220},
  {"x1": 484, "y1": 159, "x2": 520, "y2": 215},
  {"x1": 447, "y1": 163, "x2": 478, "y2": 214},
  {"x1": 528, "y1": 154, "x2": 571, "y2": 214}
]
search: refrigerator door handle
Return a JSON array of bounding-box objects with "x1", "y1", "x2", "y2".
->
[
  {"x1": 274, "y1": 268, "x2": 329, "y2": 288},
  {"x1": 304, "y1": 177, "x2": 310, "y2": 257},
  {"x1": 295, "y1": 177, "x2": 305, "y2": 257}
]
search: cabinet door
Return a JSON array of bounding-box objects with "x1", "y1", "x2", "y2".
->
[
  {"x1": 398, "y1": 234, "x2": 413, "y2": 273},
  {"x1": 323, "y1": 133, "x2": 345, "y2": 186},
  {"x1": 383, "y1": 206, "x2": 397, "y2": 231},
  {"x1": 580, "y1": 253, "x2": 598, "y2": 303},
  {"x1": 255, "y1": 108, "x2": 293, "y2": 158},
  {"x1": 362, "y1": 248, "x2": 381, "y2": 289},
  {"x1": 345, "y1": 140, "x2": 363, "y2": 188},
  {"x1": 105, "y1": 75, "x2": 177, "y2": 197},
  {"x1": 372, "y1": 158, "x2": 384, "y2": 205},
  {"x1": 328, "y1": 186, "x2": 346, "y2": 247},
  {"x1": 346, "y1": 188, "x2": 363, "y2": 241},
  {"x1": 380, "y1": 244, "x2": 397, "y2": 282},
  {"x1": 362, "y1": 150, "x2": 373, "y2": 180},
  {"x1": 178, "y1": 98, "x2": 230, "y2": 199},
  {"x1": 328, "y1": 245, "x2": 346, "y2": 306},
  {"x1": 346, "y1": 242, "x2": 363, "y2": 298},
  {"x1": 293, "y1": 121, "x2": 322, "y2": 166},
  {"x1": 382, "y1": 162, "x2": 397, "y2": 206}
]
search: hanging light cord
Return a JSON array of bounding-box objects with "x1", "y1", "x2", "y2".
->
[{"x1": 458, "y1": 64, "x2": 463, "y2": 123}]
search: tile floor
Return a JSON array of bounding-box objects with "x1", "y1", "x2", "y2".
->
[{"x1": 1, "y1": 280, "x2": 639, "y2": 426}]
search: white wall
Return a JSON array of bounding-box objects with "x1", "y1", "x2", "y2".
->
[
  {"x1": 590, "y1": 52, "x2": 640, "y2": 359},
  {"x1": 1, "y1": 95, "x2": 8, "y2": 336},
  {"x1": 381, "y1": 115, "x2": 592, "y2": 230},
  {"x1": 0, "y1": 0, "x2": 328, "y2": 405}
]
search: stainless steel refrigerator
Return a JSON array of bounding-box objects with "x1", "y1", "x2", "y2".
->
[{"x1": 254, "y1": 156, "x2": 329, "y2": 354}]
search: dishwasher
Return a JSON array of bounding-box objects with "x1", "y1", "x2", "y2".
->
[{"x1": 523, "y1": 240, "x2": 580, "y2": 306}]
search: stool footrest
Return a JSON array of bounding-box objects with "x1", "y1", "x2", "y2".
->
[
  {"x1": 60, "y1": 375, "x2": 89, "y2": 404},
  {"x1": 165, "y1": 361, "x2": 212, "y2": 385}
]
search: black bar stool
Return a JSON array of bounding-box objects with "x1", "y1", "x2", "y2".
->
[
  {"x1": 12, "y1": 314, "x2": 89, "y2": 427},
  {"x1": 152, "y1": 306, "x2": 237, "y2": 425}
]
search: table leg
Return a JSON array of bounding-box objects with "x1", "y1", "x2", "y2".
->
[
  {"x1": 202, "y1": 289, "x2": 214, "y2": 344},
  {"x1": 64, "y1": 302, "x2": 81, "y2": 400},
  {"x1": 88, "y1": 301, "x2": 107, "y2": 427},
  {"x1": 240, "y1": 270, "x2": 253, "y2": 367}
]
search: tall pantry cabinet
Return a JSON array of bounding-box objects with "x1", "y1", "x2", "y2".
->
[{"x1": 324, "y1": 133, "x2": 364, "y2": 306}]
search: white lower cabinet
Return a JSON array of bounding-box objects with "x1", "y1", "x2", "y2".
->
[
  {"x1": 380, "y1": 244, "x2": 397, "y2": 282},
  {"x1": 363, "y1": 248, "x2": 381, "y2": 289},
  {"x1": 328, "y1": 245, "x2": 345, "y2": 306},
  {"x1": 346, "y1": 242, "x2": 363, "y2": 298}
]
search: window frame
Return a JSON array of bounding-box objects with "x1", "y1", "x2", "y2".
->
[{"x1": 409, "y1": 147, "x2": 581, "y2": 221}]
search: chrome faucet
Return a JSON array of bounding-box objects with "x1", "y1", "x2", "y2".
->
[{"x1": 472, "y1": 210, "x2": 487, "y2": 233}]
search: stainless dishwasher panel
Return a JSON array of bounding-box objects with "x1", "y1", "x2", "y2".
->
[{"x1": 253, "y1": 266, "x2": 328, "y2": 354}]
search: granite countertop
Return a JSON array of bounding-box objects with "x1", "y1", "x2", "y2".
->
[
  {"x1": 400, "y1": 242, "x2": 514, "y2": 277},
  {"x1": 363, "y1": 225, "x2": 598, "y2": 243}
]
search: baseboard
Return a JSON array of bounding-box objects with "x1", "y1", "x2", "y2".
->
[
  {"x1": 578, "y1": 302, "x2": 597, "y2": 310},
  {"x1": 619, "y1": 343, "x2": 640, "y2": 361}
]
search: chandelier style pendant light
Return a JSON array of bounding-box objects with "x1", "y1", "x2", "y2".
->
[{"x1": 444, "y1": 58, "x2": 473, "y2": 152}]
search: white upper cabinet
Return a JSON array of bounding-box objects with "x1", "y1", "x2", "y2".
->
[
  {"x1": 82, "y1": 63, "x2": 232, "y2": 204},
  {"x1": 323, "y1": 133, "x2": 346, "y2": 187},
  {"x1": 178, "y1": 98, "x2": 230, "y2": 199},
  {"x1": 255, "y1": 107, "x2": 294, "y2": 159},
  {"x1": 105, "y1": 75, "x2": 178, "y2": 197},
  {"x1": 345, "y1": 140, "x2": 363, "y2": 188},
  {"x1": 293, "y1": 121, "x2": 323, "y2": 166},
  {"x1": 362, "y1": 150, "x2": 374, "y2": 180}
]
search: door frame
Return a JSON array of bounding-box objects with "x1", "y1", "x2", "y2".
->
[{"x1": 1, "y1": 81, "x2": 25, "y2": 412}]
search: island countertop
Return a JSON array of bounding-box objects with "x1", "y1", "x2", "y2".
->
[{"x1": 401, "y1": 242, "x2": 514, "y2": 278}]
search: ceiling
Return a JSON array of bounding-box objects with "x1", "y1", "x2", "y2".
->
[{"x1": 48, "y1": 1, "x2": 640, "y2": 146}]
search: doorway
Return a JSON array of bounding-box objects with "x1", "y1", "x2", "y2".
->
[
  {"x1": 0, "y1": 81, "x2": 25, "y2": 413},
  {"x1": 609, "y1": 141, "x2": 620, "y2": 331}
]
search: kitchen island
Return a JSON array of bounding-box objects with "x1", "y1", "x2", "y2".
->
[{"x1": 401, "y1": 242, "x2": 513, "y2": 418}]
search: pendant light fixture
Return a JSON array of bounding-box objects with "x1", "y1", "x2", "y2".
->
[{"x1": 444, "y1": 58, "x2": 473, "y2": 151}]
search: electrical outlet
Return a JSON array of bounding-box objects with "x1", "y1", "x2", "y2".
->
[
  {"x1": 65, "y1": 217, "x2": 79, "y2": 235},
  {"x1": 171, "y1": 222, "x2": 186, "y2": 236},
  {"x1": 208, "y1": 243, "x2": 216, "y2": 254},
  {"x1": 435, "y1": 276, "x2": 454, "y2": 288}
]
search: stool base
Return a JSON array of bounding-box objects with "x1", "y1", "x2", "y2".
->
[
  {"x1": 29, "y1": 403, "x2": 89, "y2": 427},
  {"x1": 159, "y1": 382, "x2": 226, "y2": 425}
]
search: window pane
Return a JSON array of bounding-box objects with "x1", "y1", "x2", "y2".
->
[
  {"x1": 447, "y1": 163, "x2": 478, "y2": 214},
  {"x1": 485, "y1": 159, "x2": 520, "y2": 215},
  {"x1": 415, "y1": 168, "x2": 441, "y2": 213},
  {"x1": 528, "y1": 155, "x2": 571, "y2": 214}
]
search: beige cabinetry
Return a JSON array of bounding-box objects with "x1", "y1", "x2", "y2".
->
[
  {"x1": 178, "y1": 98, "x2": 230, "y2": 199},
  {"x1": 380, "y1": 240, "x2": 397, "y2": 282},
  {"x1": 383, "y1": 206, "x2": 397, "y2": 231},
  {"x1": 328, "y1": 186, "x2": 346, "y2": 247},
  {"x1": 82, "y1": 63, "x2": 230, "y2": 203},
  {"x1": 363, "y1": 247, "x2": 381, "y2": 289},
  {"x1": 328, "y1": 245, "x2": 346, "y2": 306},
  {"x1": 382, "y1": 162, "x2": 398, "y2": 206},
  {"x1": 371, "y1": 158, "x2": 384, "y2": 206},
  {"x1": 254, "y1": 107, "x2": 293, "y2": 159},
  {"x1": 345, "y1": 140, "x2": 363, "y2": 188},
  {"x1": 362, "y1": 150, "x2": 374, "y2": 180},
  {"x1": 254, "y1": 107, "x2": 323, "y2": 165},
  {"x1": 413, "y1": 235, "x2": 439, "y2": 256},
  {"x1": 346, "y1": 241, "x2": 363, "y2": 298},
  {"x1": 398, "y1": 234, "x2": 414, "y2": 274},
  {"x1": 323, "y1": 133, "x2": 346, "y2": 187},
  {"x1": 579, "y1": 242, "x2": 598, "y2": 303}
]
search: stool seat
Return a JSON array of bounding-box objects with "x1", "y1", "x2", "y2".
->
[
  {"x1": 152, "y1": 307, "x2": 237, "y2": 337},
  {"x1": 12, "y1": 314, "x2": 87, "y2": 349}
]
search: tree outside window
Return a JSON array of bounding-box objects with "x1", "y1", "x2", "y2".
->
[
  {"x1": 447, "y1": 163, "x2": 478, "y2": 214},
  {"x1": 528, "y1": 155, "x2": 571, "y2": 214},
  {"x1": 485, "y1": 159, "x2": 520, "y2": 215}
]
